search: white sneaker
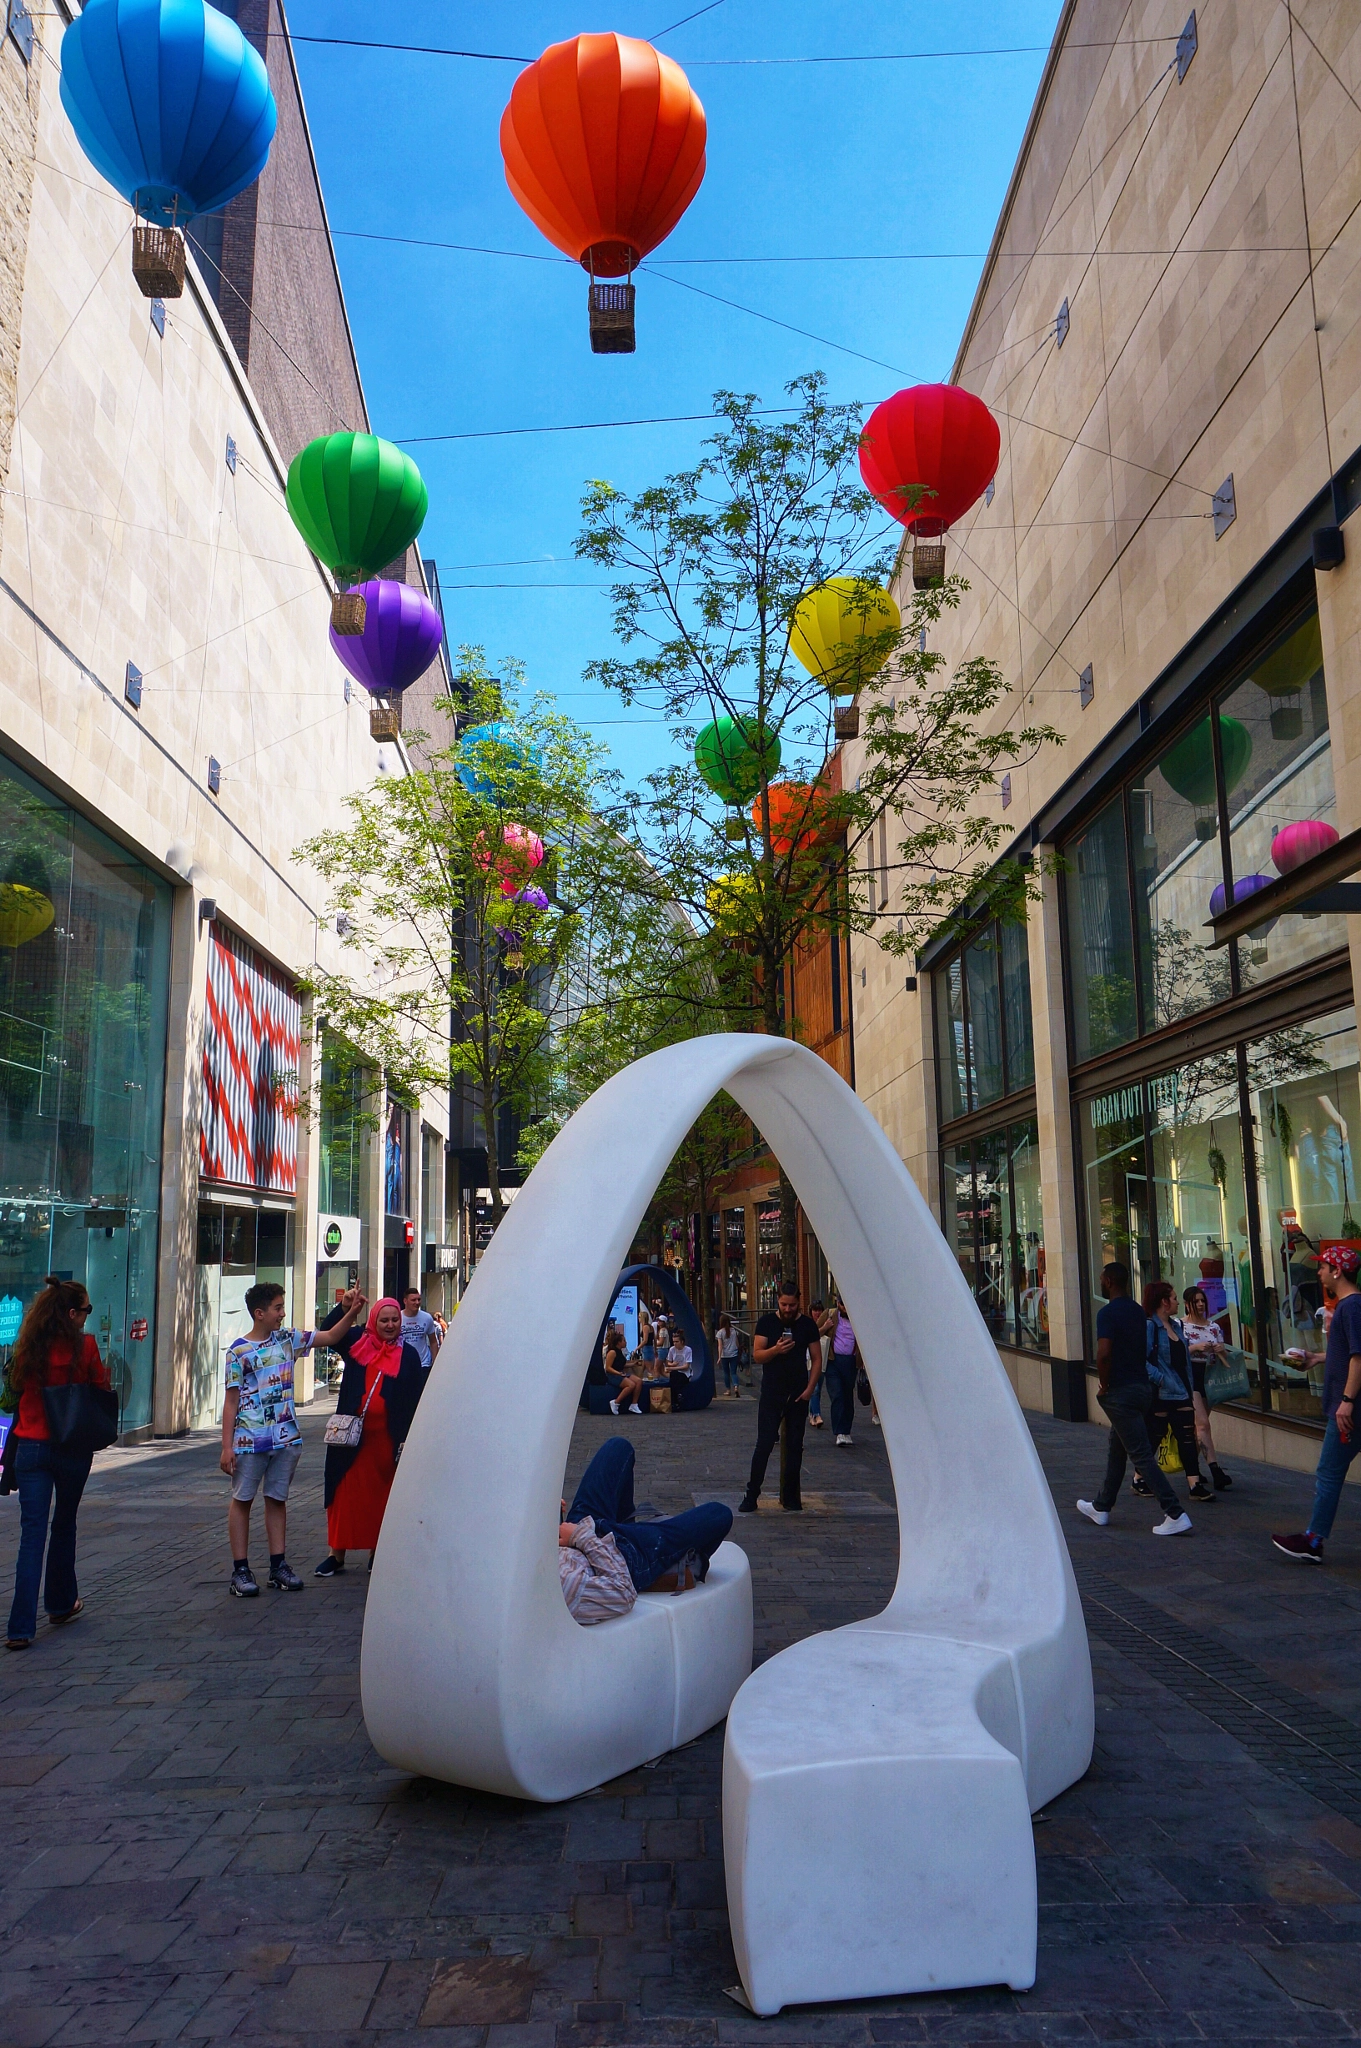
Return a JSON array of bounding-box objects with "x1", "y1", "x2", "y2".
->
[
  {"x1": 835, "y1": 1434, "x2": 853, "y2": 1446},
  {"x1": 609, "y1": 1399, "x2": 620, "y2": 1414},
  {"x1": 1152, "y1": 1512, "x2": 1193, "y2": 1537},
  {"x1": 1076, "y1": 1499, "x2": 1109, "y2": 1526},
  {"x1": 629, "y1": 1403, "x2": 642, "y2": 1414}
]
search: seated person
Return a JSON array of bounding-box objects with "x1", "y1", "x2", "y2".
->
[
  {"x1": 559, "y1": 1437, "x2": 734, "y2": 1624},
  {"x1": 667, "y1": 1334, "x2": 700, "y2": 1405},
  {"x1": 602, "y1": 1325, "x2": 643, "y2": 1415}
]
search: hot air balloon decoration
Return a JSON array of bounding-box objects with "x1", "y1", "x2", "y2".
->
[
  {"x1": 330, "y1": 578, "x2": 443, "y2": 741},
  {"x1": 1159, "y1": 714, "x2": 1253, "y2": 840},
  {"x1": 0, "y1": 883, "x2": 54, "y2": 949},
  {"x1": 455, "y1": 723, "x2": 544, "y2": 799},
  {"x1": 694, "y1": 714, "x2": 780, "y2": 809},
  {"x1": 1253, "y1": 614, "x2": 1323, "y2": 741},
  {"x1": 60, "y1": 0, "x2": 277, "y2": 299},
  {"x1": 286, "y1": 433, "x2": 428, "y2": 635},
  {"x1": 1271, "y1": 819, "x2": 1338, "y2": 875},
  {"x1": 501, "y1": 33, "x2": 706, "y2": 352},
  {"x1": 751, "y1": 782, "x2": 842, "y2": 858},
  {"x1": 473, "y1": 823, "x2": 545, "y2": 898},
  {"x1": 791, "y1": 578, "x2": 901, "y2": 740},
  {"x1": 859, "y1": 384, "x2": 1000, "y2": 589},
  {"x1": 1210, "y1": 874, "x2": 1277, "y2": 964},
  {"x1": 495, "y1": 883, "x2": 550, "y2": 970}
]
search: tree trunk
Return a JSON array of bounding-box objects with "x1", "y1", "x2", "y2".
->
[
  {"x1": 697, "y1": 1169, "x2": 713, "y2": 1338},
  {"x1": 761, "y1": 948, "x2": 799, "y2": 1292}
]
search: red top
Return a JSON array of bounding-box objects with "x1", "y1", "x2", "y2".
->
[{"x1": 13, "y1": 1334, "x2": 109, "y2": 1440}]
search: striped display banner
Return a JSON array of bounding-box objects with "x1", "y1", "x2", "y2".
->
[{"x1": 200, "y1": 926, "x2": 300, "y2": 1191}]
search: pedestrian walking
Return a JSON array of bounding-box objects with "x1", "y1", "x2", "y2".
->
[
  {"x1": 716, "y1": 1313, "x2": 741, "y2": 1397},
  {"x1": 1181, "y1": 1285, "x2": 1233, "y2": 1491},
  {"x1": 1, "y1": 1278, "x2": 111, "y2": 1648},
  {"x1": 1077, "y1": 1262, "x2": 1193, "y2": 1536},
  {"x1": 738, "y1": 1282, "x2": 824, "y2": 1514},
  {"x1": 807, "y1": 1298, "x2": 828, "y2": 1427},
  {"x1": 222, "y1": 1281, "x2": 365, "y2": 1598},
  {"x1": 400, "y1": 1286, "x2": 442, "y2": 1373},
  {"x1": 1273, "y1": 1246, "x2": 1361, "y2": 1563},
  {"x1": 825, "y1": 1296, "x2": 859, "y2": 1445},
  {"x1": 316, "y1": 1297, "x2": 427, "y2": 1576},
  {"x1": 1141, "y1": 1281, "x2": 1214, "y2": 1503}
]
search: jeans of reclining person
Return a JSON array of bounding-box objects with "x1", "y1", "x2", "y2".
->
[{"x1": 568, "y1": 1437, "x2": 733, "y2": 1591}]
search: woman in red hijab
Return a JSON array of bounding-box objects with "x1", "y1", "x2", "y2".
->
[{"x1": 315, "y1": 1296, "x2": 426, "y2": 1577}]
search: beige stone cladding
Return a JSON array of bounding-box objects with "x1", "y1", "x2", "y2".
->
[
  {"x1": 845, "y1": 0, "x2": 1361, "y2": 1444},
  {"x1": 0, "y1": 7, "x2": 40, "y2": 531},
  {"x1": 0, "y1": 13, "x2": 447, "y2": 1431}
]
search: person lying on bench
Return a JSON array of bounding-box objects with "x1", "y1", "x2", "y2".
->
[{"x1": 559, "y1": 1437, "x2": 734, "y2": 1623}]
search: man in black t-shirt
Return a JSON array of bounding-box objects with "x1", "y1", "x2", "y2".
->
[
  {"x1": 738, "y1": 1283, "x2": 829, "y2": 1513},
  {"x1": 1076, "y1": 1262, "x2": 1191, "y2": 1534}
]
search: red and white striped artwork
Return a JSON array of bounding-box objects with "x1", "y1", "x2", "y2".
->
[{"x1": 201, "y1": 926, "x2": 300, "y2": 1191}]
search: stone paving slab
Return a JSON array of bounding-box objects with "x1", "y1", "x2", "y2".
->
[{"x1": 2, "y1": 1394, "x2": 1361, "y2": 2042}]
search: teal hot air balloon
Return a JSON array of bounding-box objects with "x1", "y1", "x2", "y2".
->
[
  {"x1": 1160, "y1": 714, "x2": 1252, "y2": 841},
  {"x1": 286, "y1": 433, "x2": 428, "y2": 635},
  {"x1": 60, "y1": 0, "x2": 277, "y2": 298}
]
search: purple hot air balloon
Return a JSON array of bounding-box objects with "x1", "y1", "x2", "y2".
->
[
  {"x1": 1210, "y1": 872, "x2": 1277, "y2": 937},
  {"x1": 329, "y1": 577, "x2": 443, "y2": 695}
]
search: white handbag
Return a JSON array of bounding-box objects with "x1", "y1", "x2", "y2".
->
[{"x1": 323, "y1": 1369, "x2": 381, "y2": 1449}]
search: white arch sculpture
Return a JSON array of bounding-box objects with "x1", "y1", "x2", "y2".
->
[{"x1": 361, "y1": 1034, "x2": 1093, "y2": 2011}]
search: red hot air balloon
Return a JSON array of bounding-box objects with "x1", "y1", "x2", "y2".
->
[
  {"x1": 859, "y1": 384, "x2": 1000, "y2": 589},
  {"x1": 500, "y1": 32, "x2": 706, "y2": 354}
]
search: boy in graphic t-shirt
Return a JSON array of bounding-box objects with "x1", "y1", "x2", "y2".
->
[{"x1": 220, "y1": 1281, "x2": 364, "y2": 1598}]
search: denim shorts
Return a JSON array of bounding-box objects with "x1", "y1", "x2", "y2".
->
[{"x1": 231, "y1": 1440, "x2": 302, "y2": 1503}]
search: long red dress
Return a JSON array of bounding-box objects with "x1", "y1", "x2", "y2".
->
[{"x1": 326, "y1": 1362, "x2": 396, "y2": 1551}]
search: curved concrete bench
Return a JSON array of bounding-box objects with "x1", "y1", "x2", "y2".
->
[{"x1": 360, "y1": 1034, "x2": 1092, "y2": 2000}]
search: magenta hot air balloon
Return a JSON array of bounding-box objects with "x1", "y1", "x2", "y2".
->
[
  {"x1": 1271, "y1": 819, "x2": 1338, "y2": 875},
  {"x1": 329, "y1": 578, "x2": 443, "y2": 697}
]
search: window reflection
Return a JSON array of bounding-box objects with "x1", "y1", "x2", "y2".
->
[
  {"x1": 941, "y1": 1123, "x2": 1047, "y2": 1354},
  {"x1": 942, "y1": 1144, "x2": 975, "y2": 1296},
  {"x1": 965, "y1": 933, "x2": 1005, "y2": 1108},
  {"x1": 1067, "y1": 797, "x2": 1137, "y2": 1061},
  {"x1": 1132, "y1": 734, "x2": 1232, "y2": 1031},
  {"x1": 1145, "y1": 1057, "x2": 1253, "y2": 1387},
  {"x1": 936, "y1": 956, "x2": 968, "y2": 1122}
]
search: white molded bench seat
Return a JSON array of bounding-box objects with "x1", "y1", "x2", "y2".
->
[
  {"x1": 651, "y1": 1541, "x2": 754, "y2": 1752},
  {"x1": 725, "y1": 1630, "x2": 1038, "y2": 2014}
]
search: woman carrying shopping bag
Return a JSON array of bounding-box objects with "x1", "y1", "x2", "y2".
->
[{"x1": 315, "y1": 1297, "x2": 425, "y2": 1577}]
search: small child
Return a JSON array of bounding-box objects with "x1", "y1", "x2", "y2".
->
[{"x1": 221, "y1": 1281, "x2": 364, "y2": 1597}]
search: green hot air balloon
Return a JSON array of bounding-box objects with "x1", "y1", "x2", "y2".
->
[
  {"x1": 694, "y1": 714, "x2": 781, "y2": 807},
  {"x1": 1160, "y1": 713, "x2": 1252, "y2": 840},
  {"x1": 286, "y1": 432, "x2": 429, "y2": 634}
]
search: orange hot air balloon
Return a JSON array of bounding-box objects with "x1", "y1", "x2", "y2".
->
[
  {"x1": 500, "y1": 32, "x2": 706, "y2": 354},
  {"x1": 751, "y1": 783, "x2": 842, "y2": 858}
]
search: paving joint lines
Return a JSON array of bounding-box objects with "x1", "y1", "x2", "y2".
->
[{"x1": 1078, "y1": 1567, "x2": 1361, "y2": 1819}]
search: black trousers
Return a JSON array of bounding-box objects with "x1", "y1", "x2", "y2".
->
[
  {"x1": 1152, "y1": 1401, "x2": 1202, "y2": 1484},
  {"x1": 745, "y1": 1377, "x2": 809, "y2": 1508},
  {"x1": 1094, "y1": 1382, "x2": 1181, "y2": 1515}
]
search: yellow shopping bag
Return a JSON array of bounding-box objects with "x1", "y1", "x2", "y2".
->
[{"x1": 1155, "y1": 1426, "x2": 1182, "y2": 1474}]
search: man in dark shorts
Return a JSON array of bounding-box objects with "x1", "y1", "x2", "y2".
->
[
  {"x1": 1076, "y1": 1262, "x2": 1192, "y2": 1536},
  {"x1": 738, "y1": 1282, "x2": 827, "y2": 1514}
]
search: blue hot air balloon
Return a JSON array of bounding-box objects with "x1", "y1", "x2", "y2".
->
[{"x1": 60, "y1": 0, "x2": 277, "y2": 227}]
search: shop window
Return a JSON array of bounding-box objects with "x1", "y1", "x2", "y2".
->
[
  {"x1": 0, "y1": 754, "x2": 171, "y2": 1436},
  {"x1": 1080, "y1": 1084, "x2": 1155, "y2": 1310},
  {"x1": 318, "y1": 1045, "x2": 362, "y2": 1217},
  {"x1": 965, "y1": 935, "x2": 1005, "y2": 1108},
  {"x1": 935, "y1": 955, "x2": 969, "y2": 1121},
  {"x1": 1251, "y1": 1004, "x2": 1360, "y2": 1423},
  {"x1": 1144, "y1": 1056, "x2": 1253, "y2": 1379},
  {"x1": 932, "y1": 916, "x2": 1035, "y2": 1120},
  {"x1": 941, "y1": 1123, "x2": 1048, "y2": 1353},
  {"x1": 385, "y1": 1097, "x2": 411, "y2": 1217},
  {"x1": 1001, "y1": 921, "x2": 1034, "y2": 1090},
  {"x1": 941, "y1": 1144, "x2": 975, "y2": 1296},
  {"x1": 1066, "y1": 796, "x2": 1137, "y2": 1061},
  {"x1": 1130, "y1": 725, "x2": 1230, "y2": 1031}
]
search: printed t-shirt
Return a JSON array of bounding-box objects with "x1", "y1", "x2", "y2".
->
[
  {"x1": 754, "y1": 1311, "x2": 821, "y2": 1391},
  {"x1": 1096, "y1": 1296, "x2": 1149, "y2": 1392},
  {"x1": 13, "y1": 1334, "x2": 108, "y2": 1440},
  {"x1": 400, "y1": 1308, "x2": 439, "y2": 1370},
  {"x1": 226, "y1": 1328, "x2": 311, "y2": 1456},
  {"x1": 1321, "y1": 1290, "x2": 1361, "y2": 1420}
]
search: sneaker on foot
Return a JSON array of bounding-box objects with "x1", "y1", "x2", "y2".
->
[
  {"x1": 1272, "y1": 1530, "x2": 1323, "y2": 1563},
  {"x1": 268, "y1": 1560, "x2": 304, "y2": 1591},
  {"x1": 835, "y1": 1433, "x2": 853, "y2": 1446},
  {"x1": 1131, "y1": 1474, "x2": 1151, "y2": 1496},
  {"x1": 1187, "y1": 1479, "x2": 1217, "y2": 1502},
  {"x1": 1152, "y1": 1513, "x2": 1193, "y2": 1536},
  {"x1": 229, "y1": 1562, "x2": 259, "y2": 1598},
  {"x1": 1076, "y1": 1499, "x2": 1109, "y2": 1526},
  {"x1": 628, "y1": 1402, "x2": 643, "y2": 1414},
  {"x1": 1210, "y1": 1461, "x2": 1233, "y2": 1490},
  {"x1": 609, "y1": 1399, "x2": 620, "y2": 1414},
  {"x1": 737, "y1": 1495, "x2": 759, "y2": 1514},
  {"x1": 314, "y1": 1555, "x2": 345, "y2": 1577}
]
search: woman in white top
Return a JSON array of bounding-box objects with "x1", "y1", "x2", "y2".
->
[
  {"x1": 716, "y1": 1313, "x2": 741, "y2": 1397},
  {"x1": 1181, "y1": 1285, "x2": 1233, "y2": 1491}
]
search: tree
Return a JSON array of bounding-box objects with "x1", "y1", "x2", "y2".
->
[
  {"x1": 578, "y1": 374, "x2": 1059, "y2": 1276},
  {"x1": 295, "y1": 658, "x2": 644, "y2": 1230}
]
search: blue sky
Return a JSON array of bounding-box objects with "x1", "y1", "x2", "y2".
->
[{"x1": 288, "y1": 1, "x2": 1062, "y2": 787}]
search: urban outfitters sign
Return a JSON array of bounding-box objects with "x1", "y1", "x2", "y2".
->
[{"x1": 1088, "y1": 1073, "x2": 1181, "y2": 1131}]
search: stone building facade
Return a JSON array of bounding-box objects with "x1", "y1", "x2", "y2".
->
[
  {"x1": 0, "y1": 1, "x2": 450, "y2": 1436},
  {"x1": 845, "y1": 0, "x2": 1361, "y2": 1472}
]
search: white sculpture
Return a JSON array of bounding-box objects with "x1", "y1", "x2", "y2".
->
[{"x1": 361, "y1": 1034, "x2": 1093, "y2": 2007}]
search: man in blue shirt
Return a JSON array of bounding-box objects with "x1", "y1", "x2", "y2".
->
[
  {"x1": 1273, "y1": 1246, "x2": 1361, "y2": 1563},
  {"x1": 1077, "y1": 1262, "x2": 1192, "y2": 1536}
]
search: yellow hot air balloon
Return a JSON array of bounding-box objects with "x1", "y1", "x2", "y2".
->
[
  {"x1": 706, "y1": 873, "x2": 758, "y2": 933},
  {"x1": 790, "y1": 578, "x2": 901, "y2": 696},
  {"x1": 0, "y1": 883, "x2": 54, "y2": 948}
]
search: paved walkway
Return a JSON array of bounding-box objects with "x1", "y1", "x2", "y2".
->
[{"x1": 2, "y1": 1392, "x2": 1361, "y2": 2044}]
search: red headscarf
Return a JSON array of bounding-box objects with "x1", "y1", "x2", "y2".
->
[{"x1": 348, "y1": 1297, "x2": 404, "y2": 1376}]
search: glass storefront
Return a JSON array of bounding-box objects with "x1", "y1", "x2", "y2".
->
[
  {"x1": 1064, "y1": 601, "x2": 1343, "y2": 1062},
  {"x1": 935, "y1": 917, "x2": 1035, "y2": 1118},
  {"x1": 0, "y1": 754, "x2": 171, "y2": 1435},
  {"x1": 193, "y1": 1202, "x2": 295, "y2": 1425}
]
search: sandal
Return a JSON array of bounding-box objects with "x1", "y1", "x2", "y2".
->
[
  {"x1": 5, "y1": 1637, "x2": 31, "y2": 1650},
  {"x1": 49, "y1": 1599, "x2": 83, "y2": 1625}
]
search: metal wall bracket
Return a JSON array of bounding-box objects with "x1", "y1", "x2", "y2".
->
[
  {"x1": 1000, "y1": 772, "x2": 1012, "y2": 810},
  {"x1": 985, "y1": 478, "x2": 995, "y2": 506},
  {"x1": 7, "y1": 0, "x2": 34, "y2": 65},
  {"x1": 1292, "y1": 885, "x2": 1361, "y2": 916},
  {"x1": 149, "y1": 298, "x2": 165, "y2": 338},
  {"x1": 1079, "y1": 664, "x2": 1094, "y2": 708},
  {"x1": 225, "y1": 434, "x2": 237, "y2": 475},
  {"x1": 207, "y1": 757, "x2": 221, "y2": 796},
  {"x1": 1055, "y1": 297, "x2": 1070, "y2": 348},
  {"x1": 1313, "y1": 525, "x2": 1345, "y2": 571},
  {"x1": 1212, "y1": 474, "x2": 1236, "y2": 539},
  {"x1": 124, "y1": 661, "x2": 142, "y2": 709},
  {"x1": 1177, "y1": 11, "x2": 1198, "y2": 83}
]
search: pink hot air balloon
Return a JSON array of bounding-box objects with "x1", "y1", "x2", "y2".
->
[
  {"x1": 497, "y1": 825, "x2": 545, "y2": 896},
  {"x1": 1271, "y1": 819, "x2": 1338, "y2": 875},
  {"x1": 329, "y1": 578, "x2": 443, "y2": 695}
]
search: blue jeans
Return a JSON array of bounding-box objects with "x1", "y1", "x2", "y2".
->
[
  {"x1": 8, "y1": 1437, "x2": 93, "y2": 1641},
  {"x1": 720, "y1": 1352, "x2": 740, "y2": 1393},
  {"x1": 825, "y1": 1357, "x2": 857, "y2": 1435},
  {"x1": 568, "y1": 1438, "x2": 733, "y2": 1590},
  {"x1": 809, "y1": 1378, "x2": 822, "y2": 1418},
  {"x1": 1308, "y1": 1416, "x2": 1360, "y2": 1539}
]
